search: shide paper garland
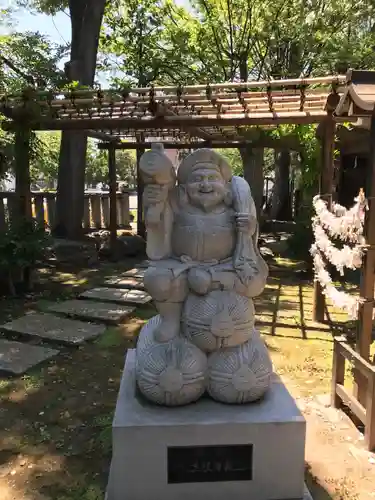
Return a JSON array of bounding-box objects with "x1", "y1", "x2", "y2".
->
[
  {"x1": 313, "y1": 224, "x2": 364, "y2": 275},
  {"x1": 311, "y1": 191, "x2": 368, "y2": 319},
  {"x1": 312, "y1": 191, "x2": 367, "y2": 244},
  {"x1": 310, "y1": 245, "x2": 364, "y2": 319}
]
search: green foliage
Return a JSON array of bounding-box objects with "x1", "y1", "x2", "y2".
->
[
  {"x1": 214, "y1": 148, "x2": 243, "y2": 176},
  {"x1": 101, "y1": 0, "x2": 375, "y2": 88},
  {"x1": 86, "y1": 147, "x2": 137, "y2": 187},
  {"x1": 0, "y1": 218, "x2": 51, "y2": 269},
  {"x1": 269, "y1": 124, "x2": 320, "y2": 191},
  {"x1": 100, "y1": 0, "x2": 186, "y2": 86},
  {"x1": 28, "y1": 132, "x2": 137, "y2": 187},
  {"x1": 98, "y1": 0, "x2": 374, "y2": 192},
  {"x1": 0, "y1": 129, "x2": 14, "y2": 180},
  {"x1": 0, "y1": 32, "x2": 67, "y2": 93},
  {"x1": 0, "y1": 10, "x2": 67, "y2": 179},
  {"x1": 0, "y1": 217, "x2": 51, "y2": 294},
  {"x1": 30, "y1": 132, "x2": 61, "y2": 185},
  {"x1": 16, "y1": 0, "x2": 68, "y2": 15}
]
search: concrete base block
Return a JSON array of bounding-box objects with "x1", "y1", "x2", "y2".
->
[{"x1": 106, "y1": 349, "x2": 306, "y2": 500}]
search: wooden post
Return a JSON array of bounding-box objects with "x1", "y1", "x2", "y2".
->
[
  {"x1": 46, "y1": 195, "x2": 56, "y2": 228},
  {"x1": 0, "y1": 197, "x2": 6, "y2": 232},
  {"x1": 91, "y1": 196, "x2": 101, "y2": 229},
  {"x1": 116, "y1": 196, "x2": 122, "y2": 227},
  {"x1": 136, "y1": 144, "x2": 146, "y2": 239},
  {"x1": 14, "y1": 129, "x2": 32, "y2": 221},
  {"x1": 101, "y1": 194, "x2": 110, "y2": 228},
  {"x1": 83, "y1": 196, "x2": 91, "y2": 230},
  {"x1": 354, "y1": 114, "x2": 375, "y2": 405},
  {"x1": 120, "y1": 193, "x2": 130, "y2": 228},
  {"x1": 108, "y1": 146, "x2": 117, "y2": 251},
  {"x1": 331, "y1": 339, "x2": 345, "y2": 408},
  {"x1": 33, "y1": 194, "x2": 45, "y2": 225},
  {"x1": 313, "y1": 116, "x2": 336, "y2": 322},
  {"x1": 365, "y1": 372, "x2": 375, "y2": 451}
]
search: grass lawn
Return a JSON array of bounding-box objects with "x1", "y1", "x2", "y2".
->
[{"x1": 0, "y1": 257, "x2": 374, "y2": 500}]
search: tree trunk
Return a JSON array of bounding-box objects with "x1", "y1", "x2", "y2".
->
[
  {"x1": 270, "y1": 150, "x2": 292, "y2": 220},
  {"x1": 54, "y1": 0, "x2": 106, "y2": 239},
  {"x1": 239, "y1": 147, "x2": 264, "y2": 217}
]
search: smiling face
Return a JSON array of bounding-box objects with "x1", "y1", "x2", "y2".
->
[{"x1": 186, "y1": 165, "x2": 227, "y2": 210}]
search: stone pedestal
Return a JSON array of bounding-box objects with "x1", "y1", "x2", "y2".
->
[{"x1": 106, "y1": 350, "x2": 307, "y2": 500}]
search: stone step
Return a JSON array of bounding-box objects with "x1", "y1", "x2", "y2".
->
[
  {"x1": 0, "y1": 338, "x2": 58, "y2": 375},
  {"x1": 80, "y1": 287, "x2": 152, "y2": 305},
  {"x1": 103, "y1": 276, "x2": 145, "y2": 290},
  {"x1": 1, "y1": 312, "x2": 106, "y2": 345},
  {"x1": 122, "y1": 267, "x2": 146, "y2": 279},
  {"x1": 46, "y1": 300, "x2": 135, "y2": 324}
]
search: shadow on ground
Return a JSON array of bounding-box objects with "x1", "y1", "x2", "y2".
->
[
  {"x1": 0, "y1": 255, "x2": 361, "y2": 500},
  {"x1": 305, "y1": 465, "x2": 334, "y2": 500}
]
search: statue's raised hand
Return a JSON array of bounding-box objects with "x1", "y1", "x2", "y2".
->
[
  {"x1": 144, "y1": 184, "x2": 170, "y2": 205},
  {"x1": 144, "y1": 184, "x2": 171, "y2": 226},
  {"x1": 235, "y1": 212, "x2": 257, "y2": 236}
]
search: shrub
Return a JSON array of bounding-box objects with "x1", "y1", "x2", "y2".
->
[{"x1": 0, "y1": 217, "x2": 51, "y2": 295}]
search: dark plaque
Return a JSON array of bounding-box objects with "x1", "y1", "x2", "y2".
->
[{"x1": 167, "y1": 444, "x2": 253, "y2": 484}]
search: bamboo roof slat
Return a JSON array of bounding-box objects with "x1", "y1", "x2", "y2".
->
[
  {"x1": 0, "y1": 73, "x2": 364, "y2": 143},
  {"x1": 21, "y1": 91, "x2": 330, "y2": 111}
]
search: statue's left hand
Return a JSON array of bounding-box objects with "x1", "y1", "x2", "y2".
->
[{"x1": 235, "y1": 213, "x2": 257, "y2": 235}]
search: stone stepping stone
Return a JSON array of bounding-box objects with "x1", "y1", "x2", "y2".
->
[
  {"x1": 122, "y1": 267, "x2": 146, "y2": 279},
  {"x1": 104, "y1": 276, "x2": 145, "y2": 290},
  {"x1": 80, "y1": 287, "x2": 152, "y2": 305},
  {"x1": 0, "y1": 338, "x2": 58, "y2": 375},
  {"x1": 47, "y1": 300, "x2": 135, "y2": 324},
  {"x1": 1, "y1": 313, "x2": 106, "y2": 345}
]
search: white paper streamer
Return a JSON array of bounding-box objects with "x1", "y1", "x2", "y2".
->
[
  {"x1": 310, "y1": 245, "x2": 364, "y2": 320},
  {"x1": 313, "y1": 223, "x2": 365, "y2": 275},
  {"x1": 312, "y1": 190, "x2": 367, "y2": 244},
  {"x1": 311, "y1": 191, "x2": 368, "y2": 319}
]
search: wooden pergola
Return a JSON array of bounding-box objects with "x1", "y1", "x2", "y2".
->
[
  {"x1": 1, "y1": 69, "x2": 375, "y2": 446},
  {"x1": 0, "y1": 74, "x2": 346, "y2": 240}
]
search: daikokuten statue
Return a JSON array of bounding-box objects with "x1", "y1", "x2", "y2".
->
[{"x1": 135, "y1": 144, "x2": 273, "y2": 406}]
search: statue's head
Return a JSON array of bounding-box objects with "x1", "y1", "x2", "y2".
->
[{"x1": 177, "y1": 149, "x2": 232, "y2": 210}]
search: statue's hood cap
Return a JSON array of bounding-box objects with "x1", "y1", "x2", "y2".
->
[{"x1": 177, "y1": 149, "x2": 232, "y2": 184}]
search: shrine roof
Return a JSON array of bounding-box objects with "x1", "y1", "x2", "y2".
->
[{"x1": 335, "y1": 70, "x2": 375, "y2": 117}]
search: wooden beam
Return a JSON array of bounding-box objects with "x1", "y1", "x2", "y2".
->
[
  {"x1": 97, "y1": 140, "x2": 256, "y2": 150},
  {"x1": 335, "y1": 384, "x2": 366, "y2": 423},
  {"x1": 154, "y1": 102, "x2": 215, "y2": 141},
  {"x1": 108, "y1": 146, "x2": 117, "y2": 251},
  {"x1": 313, "y1": 115, "x2": 336, "y2": 322},
  {"x1": 354, "y1": 113, "x2": 375, "y2": 405},
  {"x1": 335, "y1": 337, "x2": 375, "y2": 377},
  {"x1": 87, "y1": 130, "x2": 121, "y2": 143},
  {"x1": 1, "y1": 112, "x2": 333, "y2": 132}
]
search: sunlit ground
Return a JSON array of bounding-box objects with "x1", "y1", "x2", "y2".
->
[{"x1": 0, "y1": 256, "x2": 373, "y2": 500}]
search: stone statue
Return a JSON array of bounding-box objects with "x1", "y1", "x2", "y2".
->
[{"x1": 136, "y1": 144, "x2": 272, "y2": 406}]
